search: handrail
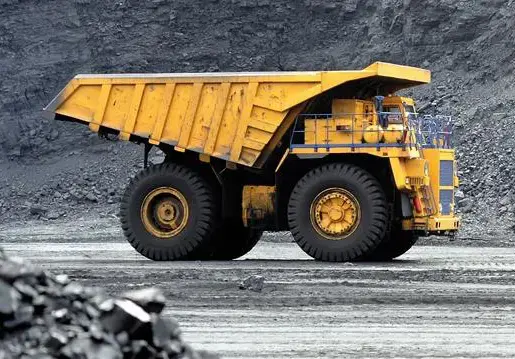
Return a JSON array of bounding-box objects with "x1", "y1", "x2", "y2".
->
[{"x1": 290, "y1": 112, "x2": 453, "y2": 150}]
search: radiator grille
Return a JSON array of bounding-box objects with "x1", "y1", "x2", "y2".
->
[
  {"x1": 440, "y1": 189, "x2": 453, "y2": 215},
  {"x1": 440, "y1": 160, "x2": 454, "y2": 186}
]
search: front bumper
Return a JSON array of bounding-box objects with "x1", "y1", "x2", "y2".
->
[{"x1": 402, "y1": 215, "x2": 460, "y2": 236}]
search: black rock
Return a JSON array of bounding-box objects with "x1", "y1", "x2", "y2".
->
[
  {"x1": 84, "y1": 303, "x2": 101, "y2": 319},
  {"x1": 0, "y1": 258, "x2": 43, "y2": 283},
  {"x1": 61, "y1": 337, "x2": 123, "y2": 359},
  {"x1": 44, "y1": 327, "x2": 69, "y2": 350},
  {"x1": 152, "y1": 316, "x2": 181, "y2": 348},
  {"x1": 163, "y1": 339, "x2": 184, "y2": 357},
  {"x1": 32, "y1": 295, "x2": 47, "y2": 315},
  {"x1": 89, "y1": 322, "x2": 104, "y2": 341},
  {"x1": 0, "y1": 279, "x2": 20, "y2": 319},
  {"x1": 54, "y1": 274, "x2": 70, "y2": 285},
  {"x1": 29, "y1": 205, "x2": 48, "y2": 216},
  {"x1": 63, "y1": 282, "x2": 84, "y2": 299},
  {"x1": 3, "y1": 304, "x2": 34, "y2": 330},
  {"x1": 115, "y1": 331, "x2": 129, "y2": 346},
  {"x1": 122, "y1": 288, "x2": 166, "y2": 314},
  {"x1": 13, "y1": 279, "x2": 39, "y2": 299},
  {"x1": 197, "y1": 350, "x2": 221, "y2": 359},
  {"x1": 239, "y1": 275, "x2": 265, "y2": 292},
  {"x1": 85, "y1": 193, "x2": 98, "y2": 202},
  {"x1": 52, "y1": 308, "x2": 71, "y2": 324},
  {"x1": 131, "y1": 340, "x2": 158, "y2": 359},
  {"x1": 100, "y1": 299, "x2": 151, "y2": 337},
  {"x1": 46, "y1": 211, "x2": 61, "y2": 220}
]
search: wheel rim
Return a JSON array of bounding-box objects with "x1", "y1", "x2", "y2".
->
[
  {"x1": 141, "y1": 187, "x2": 189, "y2": 239},
  {"x1": 310, "y1": 188, "x2": 360, "y2": 240}
]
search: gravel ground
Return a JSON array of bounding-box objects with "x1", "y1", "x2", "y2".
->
[{"x1": 1, "y1": 221, "x2": 515, "y2": 358}]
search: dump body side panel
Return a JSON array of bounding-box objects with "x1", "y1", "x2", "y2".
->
[{"x1": 45, "y1": 62, "x2": 430, "y2": 167}]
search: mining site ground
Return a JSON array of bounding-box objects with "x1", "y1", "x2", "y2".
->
[{"x1": 1, "y1": 219, "x2": 515, "y2": 358}]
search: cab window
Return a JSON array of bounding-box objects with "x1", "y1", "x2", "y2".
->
[
  {"x1": 383, "y1": 106, "x2": 403, "y2": 124},
  {"x1": 383, "y1": 106, "x2": 401, "y2": 113},
  {"x1": 404, "y1": 105, "x2": 416, "y2": 114}
]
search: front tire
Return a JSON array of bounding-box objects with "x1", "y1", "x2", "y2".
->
[
  {"x1": 120, "y1": 163, "x2": 216, "y2": 261},
  {"x1": 363, "y1": 225, "x2": 419, "y2": 261},
  {"x1": 288, "y1": 163, "x2": 388, "y2": 262}
]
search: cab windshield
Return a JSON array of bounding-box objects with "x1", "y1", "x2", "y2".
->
[
  {"x1": 383, "y1": 105, "x2": 403, "y2": 124},
  {"x1": 383, "y1": 106, "x2": 401, "y2": 113},
  {"x1": 404, "y1": 105, "x2": 416, "y2": 114}
]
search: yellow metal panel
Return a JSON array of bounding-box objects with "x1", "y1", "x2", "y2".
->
[
  {"x1": 249, "y1": 106, "x2": 283, "y2": 131},
  {"x1": 405, "y1": 158, "x2": 426, "y2": 178},
  {"x1": 404, "y1": 216, "x2": 459, "y2": 232},
  {"x1": 389, "y1": 158, "x2": 408, "y2": 191},
  {"x1": 150, "y1": 83, "x2": 176, "y2": 145},
  {"x1": 245, "y1": 126, "x2": 271, "y2": 145},
  {"x1": 254, "y1": 103, "x2": 306, "y2": 168},
  {"x1": 120, "y1": 84, "x2": 145, "y2": 141},
  {"x1": 133, "y1": 84, "x2": 165, "y2": 138},
  {"x1": 240, "y1": 147, "x2": 261, "y2": 165},
  {"x1": 230, "y1": 82, "x2": 258, "y2": 163},
  {"x1": 427, "y1": 216, "x2": 460, "y2": 231},
  {"x1": 422, "y1": 148, "x2": 441, "y2": 208},
  {"x1": 189, "y1": 84, "x2": 220, "y2": 151},
  {"x1": 242, "y1": 137, "x2": 266, "y2": 151},
  {"x1": 161, "y1": 83, "x2": 193, "y2": 145},
  {"x1": 178, "y1": 83, "x2": 203, "y2": 148},
  {"x1": 213, "y1": 83, "x2": 247, "y2": 158},
  {"x1": 422, "y1": 148, "x2": 456, "y2": 216},
  {"x1": 56, "y1": 84, "x2": 98, "y2": 122},
  {"x1": 254, "y1": 82, "x2": 320, "y2": 112},
  {"x1": 89, "y1": 84, "x2": 112, "y2": 132},
  {"x1": 103, "y1": 85, "x2": 134, "y2": 131},
  {"x1": 363, "y1": 62, "x2": 431, "y2": 84},
  {"x1": 320, "y1": 71, "x2": 371, "y2": 92},
  {"x1": 438, "y1": 149, "x2": 455, "y2": 160},
  {"x1": 204, "y1": 82, "x2": 231, "y2": 154},
  {"x1": 248, "y1": 117, "x2": 278, "y2": 133}
]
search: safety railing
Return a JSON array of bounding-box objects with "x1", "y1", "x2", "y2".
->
[
  {"x1": 289, "y1": 112, "x2": 453, "y2": 151},
  {"x1": 408, "y1": 113, "x2": 453, "y2": 149}
]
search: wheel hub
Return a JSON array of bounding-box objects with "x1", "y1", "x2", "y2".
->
[
  {"x1": 310, "y1": 188, "x2": 360, "y2": 240},
  {"x1": 141, "y1": 187, "x2": 189, "y2": 239},
  {"x1": 155, "y1": 200, "x2": 178, "y2": 224}
]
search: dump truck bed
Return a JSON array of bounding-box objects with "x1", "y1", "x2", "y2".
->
[{"x1": 45, "y1": 62, "x2": 430, "y2": 167}]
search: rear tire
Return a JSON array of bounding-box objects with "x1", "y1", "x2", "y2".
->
[
  {"x1": 209, "y1": 219, "x2": 263, "y2": 260},
  {"x1": 288, "y1": 163, "x2": 388, "y2": 262},
  {"x1": 120, "y1": 163, "x2": 216, "y2": 261}
]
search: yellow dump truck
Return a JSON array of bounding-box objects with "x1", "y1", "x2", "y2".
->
[{"x1": 45, "y1": 62, "x2": 460, "y2": 261}]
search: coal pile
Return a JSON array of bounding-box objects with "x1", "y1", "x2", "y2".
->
[{"x1": 0, "y1": 249, "x2": 218, "y2": 359}]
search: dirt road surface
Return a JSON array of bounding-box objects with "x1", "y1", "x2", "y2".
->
[{"x1": 1, "y1": 220, "x2": 515, "y2": 358}]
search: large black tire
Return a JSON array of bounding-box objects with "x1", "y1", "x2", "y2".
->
[
  {"x1": 208, "y1": 219, "x2": 263, "y2": 260},
  {"x1": 288, "y1": 163, "x2": 388, "y2": 262},
  {"x1": 120, "y1": 163, "x2": 216, "y2": 261},
  {"x1": 363, "y1": 225, "x2": 419, "y2": 261}
]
